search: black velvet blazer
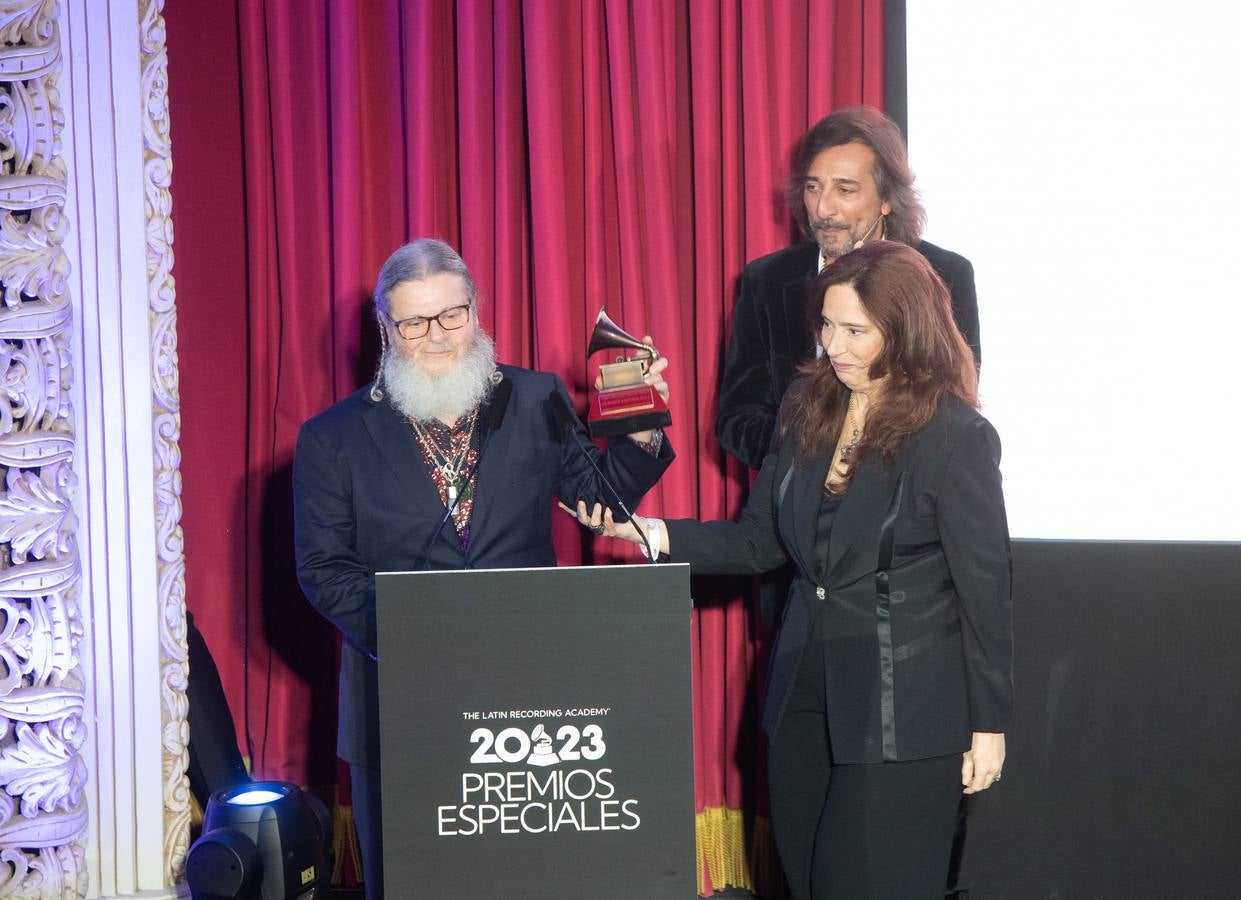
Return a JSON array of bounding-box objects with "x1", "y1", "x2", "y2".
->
[
  {"x1": 668, "y1": 385, "x2": 1012, "y2": 764},
  {"x1": 716, "y1": 240, "x2": 980, "y2": 469}
]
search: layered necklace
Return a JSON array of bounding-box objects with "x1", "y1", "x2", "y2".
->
[
  {"x1": 410, "y1": 410, "x2": 478, "y2": 503},
  {"x1": 839, "y1": 392, "x2": 862, "y2": 463}
]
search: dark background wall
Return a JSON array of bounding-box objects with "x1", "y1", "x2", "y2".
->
[
  {"x1": 959, "y1": 540, "x2": 1241, "y2": 898},
  {"x1": 882, "y1": 9, "x2": 1241, "y2": 891}
]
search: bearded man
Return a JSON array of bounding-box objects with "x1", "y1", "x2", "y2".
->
[
  {"x1": 292, "y1": 239, "x2": 673, "y2": 900},
  {"x1": 716, "y1": 106, "x2": 980, "y2": 470}
]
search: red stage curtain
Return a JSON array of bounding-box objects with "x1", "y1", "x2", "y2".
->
[{"x1": 167, "y1": 1, "x2": 883, "y2": 893}]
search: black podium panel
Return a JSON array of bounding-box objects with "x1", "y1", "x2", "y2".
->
[{"x1": 376, "y1": 564, "x2": 693, "y2": 899}]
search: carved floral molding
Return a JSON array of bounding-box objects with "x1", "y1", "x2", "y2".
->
[
  {"x1": 140, "y1": 0, "x2": 191, "y2": 884},
  {"x1": 0, "y1": 0, "x2": 191, "y2": 895},
  {"x1": 0, "y1": 0, "x2": 89, "y2": 896}
]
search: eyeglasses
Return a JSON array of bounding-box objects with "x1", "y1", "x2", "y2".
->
[{"x1": 384, "y1": 304, "x2": 472, "y2": 340}]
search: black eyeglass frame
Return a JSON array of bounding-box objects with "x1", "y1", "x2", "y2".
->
[{"x1": 382, "y1": 304, "x2": 473, "y2": 340}]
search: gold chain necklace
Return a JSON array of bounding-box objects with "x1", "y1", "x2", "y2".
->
[{"x1": 839, "y1": 393, "x2": 861, "y2": 462}]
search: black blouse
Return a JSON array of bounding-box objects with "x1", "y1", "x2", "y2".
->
[{"x1": 813, "y1": 486, "x2": 846, "y2": 585}]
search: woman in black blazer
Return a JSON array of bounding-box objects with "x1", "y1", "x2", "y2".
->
[{"x1": 577, "y1": 241, "x2": 1012, "y2": 899}]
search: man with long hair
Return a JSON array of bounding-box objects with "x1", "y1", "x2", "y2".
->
[
  {"x1": 716, "y1": 106, "x2": 980, "y2": 472},
  {"x1": 714, "y1": 107, "x2": 982, "y2": 897},
  {"x1": 292, "y1": 239, "x2": 674, "y2": 900}
]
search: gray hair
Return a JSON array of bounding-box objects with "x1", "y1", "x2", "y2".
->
[{"x1": 372, "y1": 238, "x2": 478, "y2": 316}]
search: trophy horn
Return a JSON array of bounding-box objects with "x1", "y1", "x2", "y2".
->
[{"x1": 587, "y1": 308, "x2": 659, "y2": 359}]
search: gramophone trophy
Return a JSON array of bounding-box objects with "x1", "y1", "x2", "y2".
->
[{"x1": 585, "y1": 309, "x2": 673, "y2": 438}]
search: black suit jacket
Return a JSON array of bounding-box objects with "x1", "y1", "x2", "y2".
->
[
  {"x1": 293, "y1": 365, "x2": 674, "y2": 765},
  {"x1": 668, "y1": 387, "x2": 1011, "y2": 764},
  {"x1": 716, "y1": 240, "x2": 980, "y2": 469}
]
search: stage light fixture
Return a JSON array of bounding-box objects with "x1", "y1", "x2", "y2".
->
[{"x1": 187, "y1": 780, "x2": 331, "y2": 900}]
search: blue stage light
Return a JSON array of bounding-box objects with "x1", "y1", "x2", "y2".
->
[
  {"x1": 225, "y1": 788, "x2": 287, "y2": 806},
  {"x1": 187, "y1": 780, "x2": 331, "y2": 900}
]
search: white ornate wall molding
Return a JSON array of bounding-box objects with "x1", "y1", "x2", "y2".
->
[
  {"x1": 0, "y1": 0, "x2": 89, "y2": 897},
  {"x1": 40, "y1": 0, "x2": 187, "y2": 896},
  {"x1": 138, "y1": 0, "x2": 191, "y2": 888}
]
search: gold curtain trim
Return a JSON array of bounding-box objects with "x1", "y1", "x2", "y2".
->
[
  {"x1": 331, "y1": 798, "x2": 363, "y2": 886},
  {"x1": 696, "y1": 806, "x2": 784, "y2": 897}
]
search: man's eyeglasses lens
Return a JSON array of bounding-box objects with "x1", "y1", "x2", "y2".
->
[{"x1": 391, "y1": 305, "x2": 471, "y2": 340}]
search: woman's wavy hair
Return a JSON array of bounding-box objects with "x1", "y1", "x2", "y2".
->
[
  {"x1": 793, "y1": 242, "x2": 977, "y2": 476},
  {"x1": 786, "y1": 106, "x2": 927, "y2": 246}
]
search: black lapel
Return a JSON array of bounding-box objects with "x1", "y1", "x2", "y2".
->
[
  {"x1": 779, "y1": 244, "x2": 819, "y2": 369},
  {"x1": 361, "y1": 396, "x2": 443, "y2": 514},
  {"x1": 463, "y1": 386, "x2": 518, "y2": 554}
]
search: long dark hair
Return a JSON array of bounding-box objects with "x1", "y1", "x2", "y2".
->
[
  {"x1": 794, "y1": 242, "x2": 977, "y2": 475},
  {"x1": 787, "y1": 106, "x2": 926, "y2": 246}
]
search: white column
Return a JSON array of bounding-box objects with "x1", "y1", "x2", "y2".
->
[{"x1": 50, "y1": 0, "x2": 188, "y2": 896}]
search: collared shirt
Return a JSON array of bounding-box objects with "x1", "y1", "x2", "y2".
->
[{"x1": 816, "y1": 250, "x2": 827, "y2": 359}]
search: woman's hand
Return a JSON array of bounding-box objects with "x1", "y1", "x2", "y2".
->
[
  {"x1": 961, "y1": 731, "x2": 1006, "y2": 794},
  {"x1": 561, "y1": 502, "x2": 668, "y2": 560},
  {"x1": 560, "y1": 501, "x2": 643, "y2": 543}
]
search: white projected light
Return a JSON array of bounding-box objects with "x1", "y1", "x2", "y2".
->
[{"x1": 906, "y1": 2, "x2": 1241, "y2": 541}]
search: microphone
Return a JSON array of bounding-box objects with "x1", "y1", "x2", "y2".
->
[
  {"x1": 547, "y1": 390, "x2": 658, "y2": 562},
  {"x1": 547, "y1": 387, "x2": 580, "y2": 436},
  {"x1": 413, "y1": 376, "x2": 512, "y2": 572},
  {"x1": 850, "y1": 214, "x2": 885, "y2": 251},
  {"x1": 413, "y1": 479, "x2": 471, "y2": 572}
]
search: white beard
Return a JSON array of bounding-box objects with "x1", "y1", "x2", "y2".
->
[{"x1": 381, "y1": 330, "x2": 497, "y2": 424}]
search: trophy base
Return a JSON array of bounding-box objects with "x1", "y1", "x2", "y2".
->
[
  {"x1": 587, "y1": 387, "x2": 672, "y2": 439},
  {"x1": 587, "y1": 408, "x2": 672, "y2": 439}
]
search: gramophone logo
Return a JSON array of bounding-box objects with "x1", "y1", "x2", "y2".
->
[
  {"x1": 526, "y1": 725, "x2": 559, "y2": 767},
  {"x1": 436, "y1": 713, "x2": 641, "y2": 836}
]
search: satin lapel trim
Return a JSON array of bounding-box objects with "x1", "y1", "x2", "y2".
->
[
  {"x1": 785, "y1": 451, "x2": 832, "y2": 578},
  {"x1": 361, "y1": 400, "x2": 442, "y2": 513},
  {"x1": 827, "y1": 450, "x2": 904, "y2": 580},
  {"x1": 464, "y1": 401, "x2": 518, "y2": 555}
]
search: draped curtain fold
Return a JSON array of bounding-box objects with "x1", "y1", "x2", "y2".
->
[{"x1": 168, "y1": 0, "x2": 883, "y2": 892}]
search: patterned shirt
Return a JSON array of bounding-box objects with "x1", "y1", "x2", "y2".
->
[{"x1": 410, "y1": 410, "x2": 480, "y2": 548}]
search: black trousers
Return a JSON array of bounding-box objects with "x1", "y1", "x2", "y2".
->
[
  {"x1": 768, "y1": 626, "x2": 963, "y2": 899},
  {"x1": 351, "y1": 763, "x2": 384, "y2": 900}
]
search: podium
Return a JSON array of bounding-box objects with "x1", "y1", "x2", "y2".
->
[{"x1": 376, "y1": 563, "x2": 694, "y2": 899}]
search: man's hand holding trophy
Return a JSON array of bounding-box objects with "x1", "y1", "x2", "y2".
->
[{"x1": 585, "y1": 309, "x2": 672, "y2": 439}]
